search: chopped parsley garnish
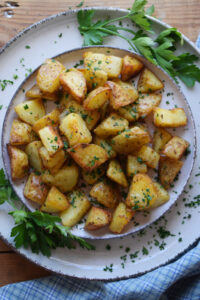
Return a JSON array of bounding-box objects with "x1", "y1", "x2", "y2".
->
[{"x1": 23, "y1": 104, "x2": 29, "y2": 110}]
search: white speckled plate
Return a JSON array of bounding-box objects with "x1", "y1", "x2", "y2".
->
[{"x1": 0, "y1": 8, "x2": 200, "y2": 280}]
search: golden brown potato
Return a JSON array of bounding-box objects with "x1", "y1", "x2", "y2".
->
[
  {"x1": 162, "y1": 136, "x2": 189, "y2": 160},
  {"x1": 121, "y1": 55, "x2": 144, "y2": 81},
  {"x1": 37, "y1": 58, "x2": 65, "y2": 93},
  {"x1": 7, "y1": 145, "x2": 29, "y2": 180},
  {"x1": 25, "y1": 84, "x2": 42, "y2": 99},
  {"x1": 82, "y1": 166, "x2": 105, "y2": 185},
  {"x1": 153, "y1": 128, "x2": 172, "y2": 153},
  {"x1": 99, "y1": 100, "x2": 110, "y2": 120},
  {"x1": 39, "y1": 147, "x2": 66, "y2": 174},
  {"x1": 111, "y1": 126, "x2": 151, "y2": 154},
  {"x1": 107, "y1": 159, "x2": 128, "y2": 188},
  {"x1": 159, "y1": 156, "x2": 183, "y2": 189},
  {"x1": 32, "y1": 108, "x2": 60, "y2": 133},
  {"x1": 83, "y1": 86, "x2": 110, "y2": 111},
  {"x1": 68, "y1": 144, "x2": 109, "y2": 171},
  {"x1": 15, "y1": 99, "x2": 45, "y2": 126},
  {"x1": 41, "y1": 164, "x2": 79, "y2": 193},
  {"x1": 60, "y1": 190, "x2": 91, "y2": 227},
  {"x1": 118, "y1": 103, "x2": 140, "y2": 122},
  {"x1": 39, "y1": 126, "x2": 63, "y2": 156},
  {"x1": 137, "y1": 94, "x2": 162, "y2": 118},
  {"x1": 82, "y1": 68, "x2": 108, "y2": 90},
  {"x1": 40, "y1": 186, "x2": 69, "y2": 213},
  {"x1": 106, "y1": 80, "x2": 138, "y2": 110},
  {"x1": 148, "y1": 182, "x2": 170, "y2": 209},
  {"x1": 126, "y1": 173, "x2": 157, "y2": 210},
  {"x1": 85, "y1": 207, "x2": 111, "y2": 230},
  {"x1": 137, "y1": 145, "x2": 160, "y2": 169},
  {"x1": 138, "y1": 68, "x2": 164, "y2": 93},
  {"x1": 59, "y1": 69, "x2": 87, "y2": 103},
  {"x1": 59, "y1": 113, "x2": 92, "y2": 147},
  {"x1": 126, "y1": 155, "x2": 147, "y2": 177},
  {"x1": 93, "y1": 136, "x2": 116, "y2": 159},
  {"x1": 42, "y1": 91, "x2": 59, "y2": 102},
  {"x1": 109, "y1": 202, "x2": 134, "y2": 234},
  {"x1": 25, "y1": 141, "x2": 44, "y2": 173},
  {"x1": 153, "y1": 108, "x2": 187, "y2": 127},
  {"x1": 94, "y1": 113, "x2": 129, "y2": 138},
  {"x1": 24, "y1": 173, "x2": 49, "y2": 205},
  {"x1": 10, "y1": 119, "x2": 36, "y2": 145},
  {"x1": 90, "y1": 181, "x2": 119, "y2": 209}
]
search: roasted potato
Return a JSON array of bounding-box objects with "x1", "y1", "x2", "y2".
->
[
  {"x1": 109, "y1": 202, "x2": 134, "y2": 234},
  {"x1": 60, "y1": 190, "x2": 91, "y2": 227},
  {"x1": 148, "y1": 182, "x2": 170, "y2": 209},
  {"x1": 107, "y1": 159, "x2": 128, "y2": 188},
  {"x1": 83, "y1": 86, "x2": 110, "y2": 111},
  {"x1": 7, "y1": 145, "x2": 29, "y2": 180},
  {"x1": 68, "y1": 144, "x2": 109, "y2": 171},
  {"x1": 25, "y1": 141, "x2": 44, "y2": 173},
  {"x1": 82, "y1": 68, "x2": 108, "y2": 90},
  {"x1": 25, "y1": 84, "x2": 42, "y2": 99},
  {"x1": 15, "y1": 99, "x2": 45, "y2": 126},
  {"x1": 159, "y1": 156, "x2": 183, "y2": 189},
  {"x1": 138, "y1": 68, "x2": 164, "y2": 93},
  {"x1": 24, "y1": 173, "x2": 48, "y2": 205},
  {"x1": 32, "y1": 108, "x2": 60, "y2": 133},
  {"x1": 82, "y1": 166, "x2": 105, "y2": 185},
  {"x1": 121, "y1": 55, "x2": 144, "y2": 81},
  {"x1": 85, "y1": 207, "x2": 111, "y2": 230},
  {"x1": 137, "y1": 145, "x2": 160, "y2": 169},
  {"x1": 40, "y1": 186, "x2": 69, "y2": 213},
  {"x1": 118, "y1": 103, "x2": 140, "y2": 122},
  {"x1": 93, "y1": 136, "x2": 116, "y2": 159},
  {"x1": 10, "y1": 119, "x2": 36, "y2": 145},
  {"x1": 153, "y1": 108, "x2": 187, "y2": 127},
  {"x1": 126, "y1": 155, "x2": 147, "y2": 177},
  {"x1": 153, "y1": 128, "x2": 172, "y2": 153},
  {"x1": 39, "y1": 126, "x2": 63, "y2": 156},
  {"x1": 39, "y1": 147, "x2": 66, "y2": 174},
  {"x1": 162, "y1": 136, "x2": 189, "y2": 160},
  {"x1": 137, "y1": 94, "x2": 162, "y2": 117}
]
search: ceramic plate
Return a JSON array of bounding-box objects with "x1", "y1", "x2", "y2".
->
[{"x1": 0, "y1": 8, "x2": 200, "y2": 280}]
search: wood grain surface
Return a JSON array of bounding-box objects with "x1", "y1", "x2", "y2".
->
[{"x1": 0, "y1": 0, "x2": 199, "y2": 287}]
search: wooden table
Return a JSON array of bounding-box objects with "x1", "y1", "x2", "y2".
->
[{"x1": 0, "y1": 0, "x2": 199, "y2": 287}]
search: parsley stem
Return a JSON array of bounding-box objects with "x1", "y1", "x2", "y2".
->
[
  {"x1": 114, "y1": 27, "x2": 136, "y2": 35},
  {"x1": 100, "y1": 13, "x2": 133, "y2": 27}
]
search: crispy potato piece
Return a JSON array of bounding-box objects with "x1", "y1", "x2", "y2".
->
[
  {"x1": 85, "y1": 207, "x2": 111, "y2": 230},
  {"x1": 68, "y1": 144, "x2": 109, "y2": 171},
  {"x1": 148, "y1": 182, "x2": 170, "y2": 209},
  {"x1": 32, "y1": 108, "x2": 60, "y2": 133},
  {"x1": 41, "y1": 164, "x2": 79, "y2": 193},
  {"x1": 39, "y1": 147, "x2": 66, "y2": 174},
  {"x1": 137, "y1": 145, "x2": 160, "y2": 169},
  {"x1": 82, "y1": 68, "x2": 108, "y2": 90},
  {"x1": 118, "y1": 103, "x2": 140, "y2": 122},
  {"x1": 59, "y1": 113, "x2": 92, "y2": 147},
  {"x1": 90, "y1": 181, "x2": 119, "y2": 209},
  {"x1": 15, "y1": 99, "x2": 45, "y2": 126},
  {"x1": 7, "y1": 145, "x2": 29, "y2": 180},
  {"x1": 25, "y1": 141, "x2": 44, "y2": 173},
  {"x1": 10, "y1": 119, "x2": 36, "y2": 145},
  {"x1": 42, "y1": 91, "x2": 59, "y2": 101},
  {"x1": 162, "y1": 136, "x2": 189, "y2": 160},
  {"x1": 25, "y1": 84, "x2": 42, "y2": 99},
  {"x1": 153, "y1": 108, "x2": 187, "y2": 127},
  {"x1": 83, "y1": 86, "x2": 110, "y2": 111},
  {"x1": 137, "y1": 94, "x2": 162, "y2": 117},
  {"x1": 138, "y1": 68, "x2": 164, "y2": 93},
  {"x1": 59, "y1": 69, "x2": 87, "y2": 103},
  {"x1": 109, "y1": 202, "x2": 134, "y2": 234},
  {"x1": 153, "y1": 128, "x2": 172, "y2": 153},
  {"x1": 126, "y1": 155, "x2": 147, "y2": 177},
  {"x1": 99, "y1": 100, "x2": 110, "y2": 120},
  {"x1": 93, "y1": 136, "x2": 116, "y2": 159},
  {"x1": 24, "y1": 173, "x2": 48, "y2": 205},
  {"x1": 106, "y1": 80, "x2": 138, "y2": 110},
  {"x1": 60, "y1": 190, "x2": 91, "y2": 227},
  {"x1": 107, "y1": 159, "x2": 128, "y2": 188},
  {"x1": 82, "y1": 166, "x2": 105, "y2": 185},
  {"x1": 94, "y1": 113, "x2": 129, "y2": 138},
  {"x1": 159, "y1": 156, "x2": 183, "y2": 189},
  {"x1": 40, "y1": 186, "x2": 69, "y2": 213},
  {"x1": 126, "y1": 173, "x2": 157, "y2": 210},
  {"x1": 111, "y1": 126, "x2": 151, "y2": 154},
  {"x1": 37, "y1": 58, "x2": 65, "y2": 93},
  {"x1": 121, "y1": 55, "x2": 144, "y2": 81},
  {"x1": 39, "y1": 126, "x2": 63, "y2": 156}
]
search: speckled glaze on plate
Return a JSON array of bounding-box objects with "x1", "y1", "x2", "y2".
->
[{"x1": 0, "y1": 7, "x2": 199, "y2": 280}]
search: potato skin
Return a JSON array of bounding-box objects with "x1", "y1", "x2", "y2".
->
[
  {"x1": 90, "y1": 181, "x2": 119, "y2": 209},
  {"x1": 109, "y1": 202, "x2": 134, "y2": 234},
  {"x1": 7, "y1": 145, "x2": 29, "y2": 180},
  {"x1": 10, "y1": 119, "x2": 36, "y2": 146},
  {"x1": 159, "y1": 156, "x2": 183, "y2": 189},
  {"x1": 83, "y1": 86, "x2": 111, "y2": 111},
  {"x1": 153, "y1": 108, "x2": 187, "y2": 127},
  {"x1": 40, "y1": 186, "x2": 69, "y2": 213},
  {"x1": 24, "y1": 173, "x2": 49, "y2": 205},
  {"x1": 162, "y1": 136, "x2": 189, "y2": 160},
  {"x1": 137, "y1": 94, "x2": 162, "y2": 118},
  {"x1": 121, "y1": 55, "x2": 144, "y2": 81},
  {"x1": 85, "y1": 207, "x2": 111, "y2": 230},
  {"x1": 15, "y1": 99, "x2": 45, "y2": 126},
  {"x1": 25, "y1": 141, "x2": 44, "y2": 173}
]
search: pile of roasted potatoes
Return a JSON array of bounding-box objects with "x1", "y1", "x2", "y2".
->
[{"x1": 7, "y1": 51, "x2": 189, "y2": 234}]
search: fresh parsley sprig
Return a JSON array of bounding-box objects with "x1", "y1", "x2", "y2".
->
[{"x1": 0, "y1": 169, "x2": 95, "y2": 257}]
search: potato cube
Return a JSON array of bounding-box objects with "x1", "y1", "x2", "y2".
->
[
  {"x1": 94, "y1": 113, "x2": 129, "y2": 138},
  {"x1": 82, "y1": 166, "x2": 105, "y2": 185},
  {"x1": 25, "y1": 84, "x2": 42, "y2": 99},
  {"x1": 159, "y1": 156, "x2": 183, "y2": 189},
  {"x1": 10, "y1": 119, "x2": 36, "y2": 145},
  {"x1": 127, "y1": 155, "x2": 147, "y2": 177},
  {"x1": 59, "y1": 113, "x2": 92, "y2": 147},
  {"x1": 59, "y1": 69, "x2": 87, "y2": 103},
  {"x1": 24, "y1": 173, "x2": 48, "y2": 205},
  {"x1": 68, "y1": 144, "x2": 109, "y2": 171},
  {"x1": 37, "y1": 58, "x2": 65, "y2": 93},
  {"x1": 153, "y1": 128, "x2": 172, "y2": 153},
  {"x1": 60, "y1": 190, "x2": 91, "y2": 227},
  {"x1": 109, "y1": 202, "x2": 134, "y2": 234},
  {"x1": 32, "y1": 108, "x2": 60, "y2": 133},
  {"x1": 90, "y1": 181, "x2": 119, "y2": 209},
  {"x1": 39, "y1": 147, "x2": 66, "y2": 174},
  {"x1": 7, "y1": 145, "x2": 29, "y2": 180},
  {"x1": 40, "y1": 186, "x2": 69, "y2": 213},
  {"x1": 85, "y1": 207, "x2": 111, "y2": 230},
  {"x1": 15, "y1": 99, "x2": 45, "y2": 126},
  {"x1": 138, "y1": 68, "x2": 164, "y2": 93},
  {"x1": 162, "y1": 136, "x2": 189, "y2": 160},
  {"x1": 107, "y1": 159, "x2": 128, "y2": 188},
  {"x1": 39, "y1": 126, "x2": 63, "y2": 156},
  {"x1": 82, "y1": 68, "x2": 108, "y2": 90},
  {"x1": 118, "y1": 103, "x2": 140, "y2": 122},
  {"x1": 93, "y1": 136, "x2": 116, "y2": 159},
  {"x1": 83, "y1": 86, "x2": 110, "y2": 111},
  {"x1": 148, "y1": 182, "x2": 170, "y2": 209},
  {"x1": 121, "y1": 55, "x2": 144, "y2": 81},
  {"x1": 126, "y1": 173, "x2": 157, "y2": 210},
  {"x1": 137, "y1": 145, "x2": 160, "y2": 169},
  {"x1": 137, "y1": 94, "x2": 162, "y2": 117},
  {"x1": 153, "y1": 108, "x2": 187, "y2": 127},
  {"x1": 42, "y1": 91, "x2": 59, "y2": 101},
  {"x1": 25, "y1": 141, "x2": 44, "y2": 173}
]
